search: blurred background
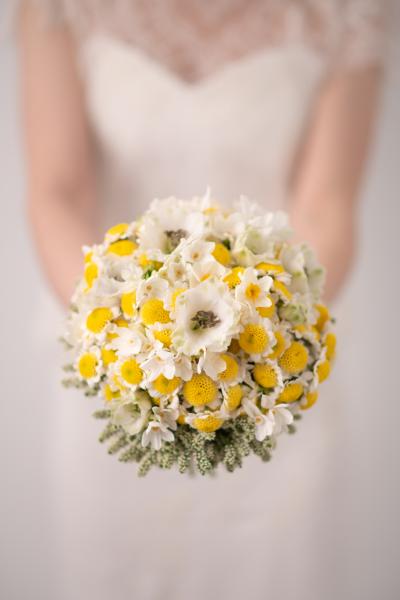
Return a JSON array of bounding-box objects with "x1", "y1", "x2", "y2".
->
[{"x1": 1, "y1": 6, "x2": 400, "y2": 600}]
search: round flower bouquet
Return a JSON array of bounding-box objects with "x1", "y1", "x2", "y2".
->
[{"x1": 62, "y1": 193, "x2": 336, "y2": 476}]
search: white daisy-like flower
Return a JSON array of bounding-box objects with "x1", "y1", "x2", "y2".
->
[
  {"x1": 197, "y1": 351, "x2": 226, "y2": 379},
  {"x1": 260, "y1": 394, "x2": 294, "y2": 434},
  {"x1": 152, "y1": 399, "x2": 179, "y2": 431},
  {"x1": 109, "y1": 325, "x2": 144, "y2": 357},
  {"x1": 136, "y1": 273, "x2": 169, "y2": 304},
  {"x1": 111, "y1": 394, "x2": 152, "y2": 436},
  {"x1": 141, "y1": 419, "x2": 175, "y2": 450},
  {"x1": 235, "y1": 268, "x2": 273, "y2": 310},
  {"x1": 173, "y1": 279, "x2": 240, "y2": 355},
  {"x1": 242, "y1": 398, "x2": 275, "y2": 441},
  {"x1": 180, "y1": 238, "x2": 215, "y2": 264},
  {"x1": 188, "y1": 258, "x2": 226, "y2": 286}
]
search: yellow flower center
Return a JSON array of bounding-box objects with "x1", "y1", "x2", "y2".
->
[
  {"x1": 223, "y1": 267, "x2": 245, "y2": 289},
  {"x1": 255, "y1": 262, "x2": 284, "y2": 274},
  {"x1": 317, "y1": 360, "x2": 331, "y2": 383},
  {"x1": 103, "y1": 384, "x2": 120, "y2": 402},
  {"x1": 226, "y1": 385, "x2": 243, "y2": 411},
  {"x1": 278, "y1": 383, "x2": 304, "y2": 403},
  {"x1": 253, "y1": 364, "x2": 277, "y2": 388},
  {"x1": 245, "y1": 283, "x2": 261, "y2": 301},
  {"x1": 301, "y1": 391, "x2": 319, "y2": 410},
  {"x1": 106, "y1": 223, "x2": 130, "y2": 237},
  {"x1": 121, "y1": 291, "x2": 137, "y2": 317},
  {"x1": 279, "y1": 341, "x2": 308, "y2": 374},
  {"x1": 153, "y1": 329, "x2": 172, "y2": 347},
  {"x1": 107, "y1": 239, "x2": 137, "y2": 256},
  {"x1": 183, "y1": 374, "x2": 218, "y2": 406},
  {"x1": 84, "y1": 262, "x2": 98, "y2": 291},
  {"x1": 101, "y1": 348, "x2": 117, "y2": 366},
  {"x1": 153, "y1": 374, "x2": 181, "y2": 395},
  {"x1": 212, "y1": 242, "x2": 231, "y2": 266},
  {"x1": 192, "y1": 414, "x2": 223, "y2": 433},
  {"x1": 120, "y1": 359, "x2": 143, "y2": 385},
  {"x1": 84, "y1": 251, "x2": 93, "y2": 264},
  {"x1": 273, "y1": 280, "x2": 292, "y2": 300},
  {"x1": 324, "y1": 333, "x2": 336, "y2": 360},
  {"x1": 86, "y1": 307, "x2": 113, "y2": 333},
  {"x1": 315, "y1": 304, "x2": 330, "y2": 332},
  {"x1": 113, "y1": 317, "x2": 129, "y2": 328},
  {"x1": 219, "y1": 354, "x2": 239, "y2": 382},
  {"x1": 268, "y1": 331, "x2": 286, "y2": 359},
  {"x1": 140, "y1": 299, "x2": 171, "y2": 325},
  {"x1": 239, "y1": 324, "x2": 268, "y2": 354},
  {"x1": 78, "y1": 353, "x2": 98, "y2": 379},
  {"x1": 256, "y1": 295, "x2": 275, "y2": 318}
]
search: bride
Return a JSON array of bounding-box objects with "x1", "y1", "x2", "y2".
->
[{"x1": 17, "y1": 1, "x2": 389, "y2": 599}]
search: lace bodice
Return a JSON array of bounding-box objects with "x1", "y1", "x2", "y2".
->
[{"x1": 21, "y1": 0, "x2": 390, "y2": 83}]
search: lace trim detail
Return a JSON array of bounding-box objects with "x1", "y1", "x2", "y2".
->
[{"x1": 14, "y1": 0, "x2": 391, "y2": 81}]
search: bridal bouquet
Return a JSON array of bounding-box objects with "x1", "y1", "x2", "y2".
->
[{"x1": 62, "y1": 192, "x2": 335, "y2": 476}]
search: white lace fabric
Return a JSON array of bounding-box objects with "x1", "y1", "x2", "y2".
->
[{"x1": 25, "y1": 0, "x2": 390, "y2": 83}]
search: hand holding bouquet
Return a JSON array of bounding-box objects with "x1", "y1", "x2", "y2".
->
[{"x1": 62, "y1": 193, "x2": 335, "y2": 476}]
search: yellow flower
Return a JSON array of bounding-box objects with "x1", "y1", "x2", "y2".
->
[
  {"x1": 120, "y1": 358, "x2": 143, "y2": 385},
  {"x1": 301, "y1": 391, "x2": 318, "y2": 410},
  {"x1": 84, "y1": 262, "x2": 98, "y2": 291},
  {"x1": 253, "y1": 364, "x2": 277, "y2": 388},
  {"x1": 192, "y1": 414, "x2": 223, "y2": 433},
  {"x1": 84, "y1": 250, "x2": 93, "y2": 264},
  {"x1": 153, "y1": 329, "x2": 172, "y2": 347},
  {"x1": 317, "y1": 360, "x2": 331, "y2": 383},
  {"x1": 107, "y1": 239, "x2": 137, "y2": 256},
  {"x1": 112, "y1": 317, "x2": 129, "y2": 328},
  {"x1": 101, "y1": 348, "x2": 117, "y2": 366},
  {"x1": 103, "y1": 384, "x2": 120, "y2": 402},
  {"x1": 183, "y1": 374, "x2": 218, "y2": 406},
  {"x1": 268, "y1": 331, "x2": 286, "y2": 359},
  {"x1": 256, "y1": 295, "x2": 275, "y2": 318},
  {"x1": 225, "y1": 385, "x2": 243, "y2": 410},
  {"x1": 278, "y1": 383, "x2": 303, "y2": 403},
  {"x1": 223, "y1": 267, "x2": 245, "y2": 289},
  {"x1": 273, "y1": 280, "x2": 292, "y2": 301},
  {"x1": 86, "y1": 307, "x2": 113, "y2": 333},
  {"x1": 152, "y1": 374, "x2": 182, "y2": 395},
  {"x1": 315, "y1": 304, "x2": 330, "y2": 332},
  {"x1": 219, "y1": 354, "x2": 239, "y2": 382},
  {"x1": 279, "y1": 341, "x2": 308, "y2": 374},
  {"x1": 140, "y1": 299, "x2": 170, "y2": 325},
  {"x1": 324, "y1": 333, "x2": 336, "y2": 360},
  {"x1": 255, "y1": 262, "x2": 284, "y2": 275},
  {"x1": 78, "y1": 353, "x2": 98, "y2": 379},
  {"x1": 212, "y1": 242, "x2": 231, "y2": 266},
  {"x1": 121, "y1": 291, "x2": 136, "y2": 317},
  {"x1": 106, "y1": 222, "x2": 130, "y2": 237},
  {"x1": 239, "y1": 324, "x2": 268, "y2": 354}
]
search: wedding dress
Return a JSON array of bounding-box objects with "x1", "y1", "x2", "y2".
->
[{"x1": 16, "y1": 1, "x2": 390, "y2": 599}]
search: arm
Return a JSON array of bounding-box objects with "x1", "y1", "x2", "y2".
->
[
  {"x1": 289, "y1": 66, "x2": 384, "y2": 301},
  {"x1": 18, "y1": 2, "x2": 98, "y2": 306}
]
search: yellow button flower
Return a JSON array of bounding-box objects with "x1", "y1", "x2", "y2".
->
[
  {"x1": 253, "y1": 364, "x2": 277, "y2": 388},
  {"x1": 183, "y1": 374, "x2": 218, "y2": 406},
  {"x1": 212, "y1": 242, "x2": 231, "y2": 266},
  {"x1": 107, "y1": 239, "x2": 137, "y2": 256},
  {"x1": 278, "y1": 382, "x2": 303, "y2": 403},
  {"x1": 239, "y1": 324, "x2": 268, "y2": 354},
  {"x1": 101, "y1": 348, "x2": 117, "y2": 366},
  {"x1": 103, "y1": 384, "x2": 120, "y2": 402},
  {"x1": 153, "y1": 329, "x2": 172, "y2": 347},
  {"x1": 192, "y1": 414, "x2": 223, "y2": 433},
  {"x1": 152, "y1": 374, "x2": 181, "y2": 395},
  {"x1": 268, "y1": 331, "x2": 286, "y2": 359},
  {"x1": 120, "y1": 358, "x2": 143, "y2": 385},
  {"x1": 223, "y1": 267, "x2": 245, "y2": 289},
  {"x1": 78, "y1": 353, "x2": 98, "y2": 379},
  {"x1": 86, "y1": 307, "x2": 113, "y2": 333},
  {"x1": 225, "y1": 385, "x2": 243, "y2": 411},
  {"x1": 273, "y1": 280, "x2": 292, "y2": 301},
  {"x1": 315, "y1": 304, "x2": 330, "y2": 332},
  {"x1": 279, "y1": 341, "x2": 308, "y2": 374},
  {"x1": 140, "y1": 299, "x2": 171, "y2": 325},
  {"x1": 324, "y1": 333, "x2": 336, "y2": 361},
  {"x1": 255, "y1": 262, "x2": 284, "y2": 274},
  {"x1": 301, "y1": 391, "x2": 319, "y2": 410},
  {"x1": 121, "y1": 291, "x2": 136, "y2": 317},
  {"x1": 317, "y1": 360, "x2": 331, "y2": 383},
  {"x1": 106, "y1": 222, "x2": 130, "y2": 237},
  {"x1": 84, "y1": 262, "x2": 98, "y2": 291},
  {"x1": 219, "y1": 354, "x2": 239, "y2": 382}
]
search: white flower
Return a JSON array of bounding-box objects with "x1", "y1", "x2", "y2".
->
[
  {"x1": 188, "y1": 259, "x2": 226, "y2": 286},
  {"x1": 109, "y1": 325, "x2": 144, "y2": 356},
  {"x1": 180, "y1": 238, "x2": 215, "y2": 264},
  {"x1": 260, "y1": 395, "x2": 294, "y2": 434},
  {"x1": 242, "y1": 398, "x2": 275, "y2": 441},
  {"x1": 197, "y1": 351, "x2": 226, "y2": 379},
  {"x1": 140, "y1": 344, "x2": 176, "y2": 382},
  {"x1": 112, "y1": 394, "x2": 152, "y2": 436},
  {"x1": 235, "y1": 268, "x2": 273, "y2": 310},
  {"x1": 173, "y1": 279, "x2": 240, "y2": 355},
  {"x1": 136, "y1": 273, "x2": 169, "y2": 304},
  {"x1": 141, "y1": 419, "x2": 175, "y2": 450},
  {"x1": 152, "y1": 399, "x2": 179, "y2": 431}
]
